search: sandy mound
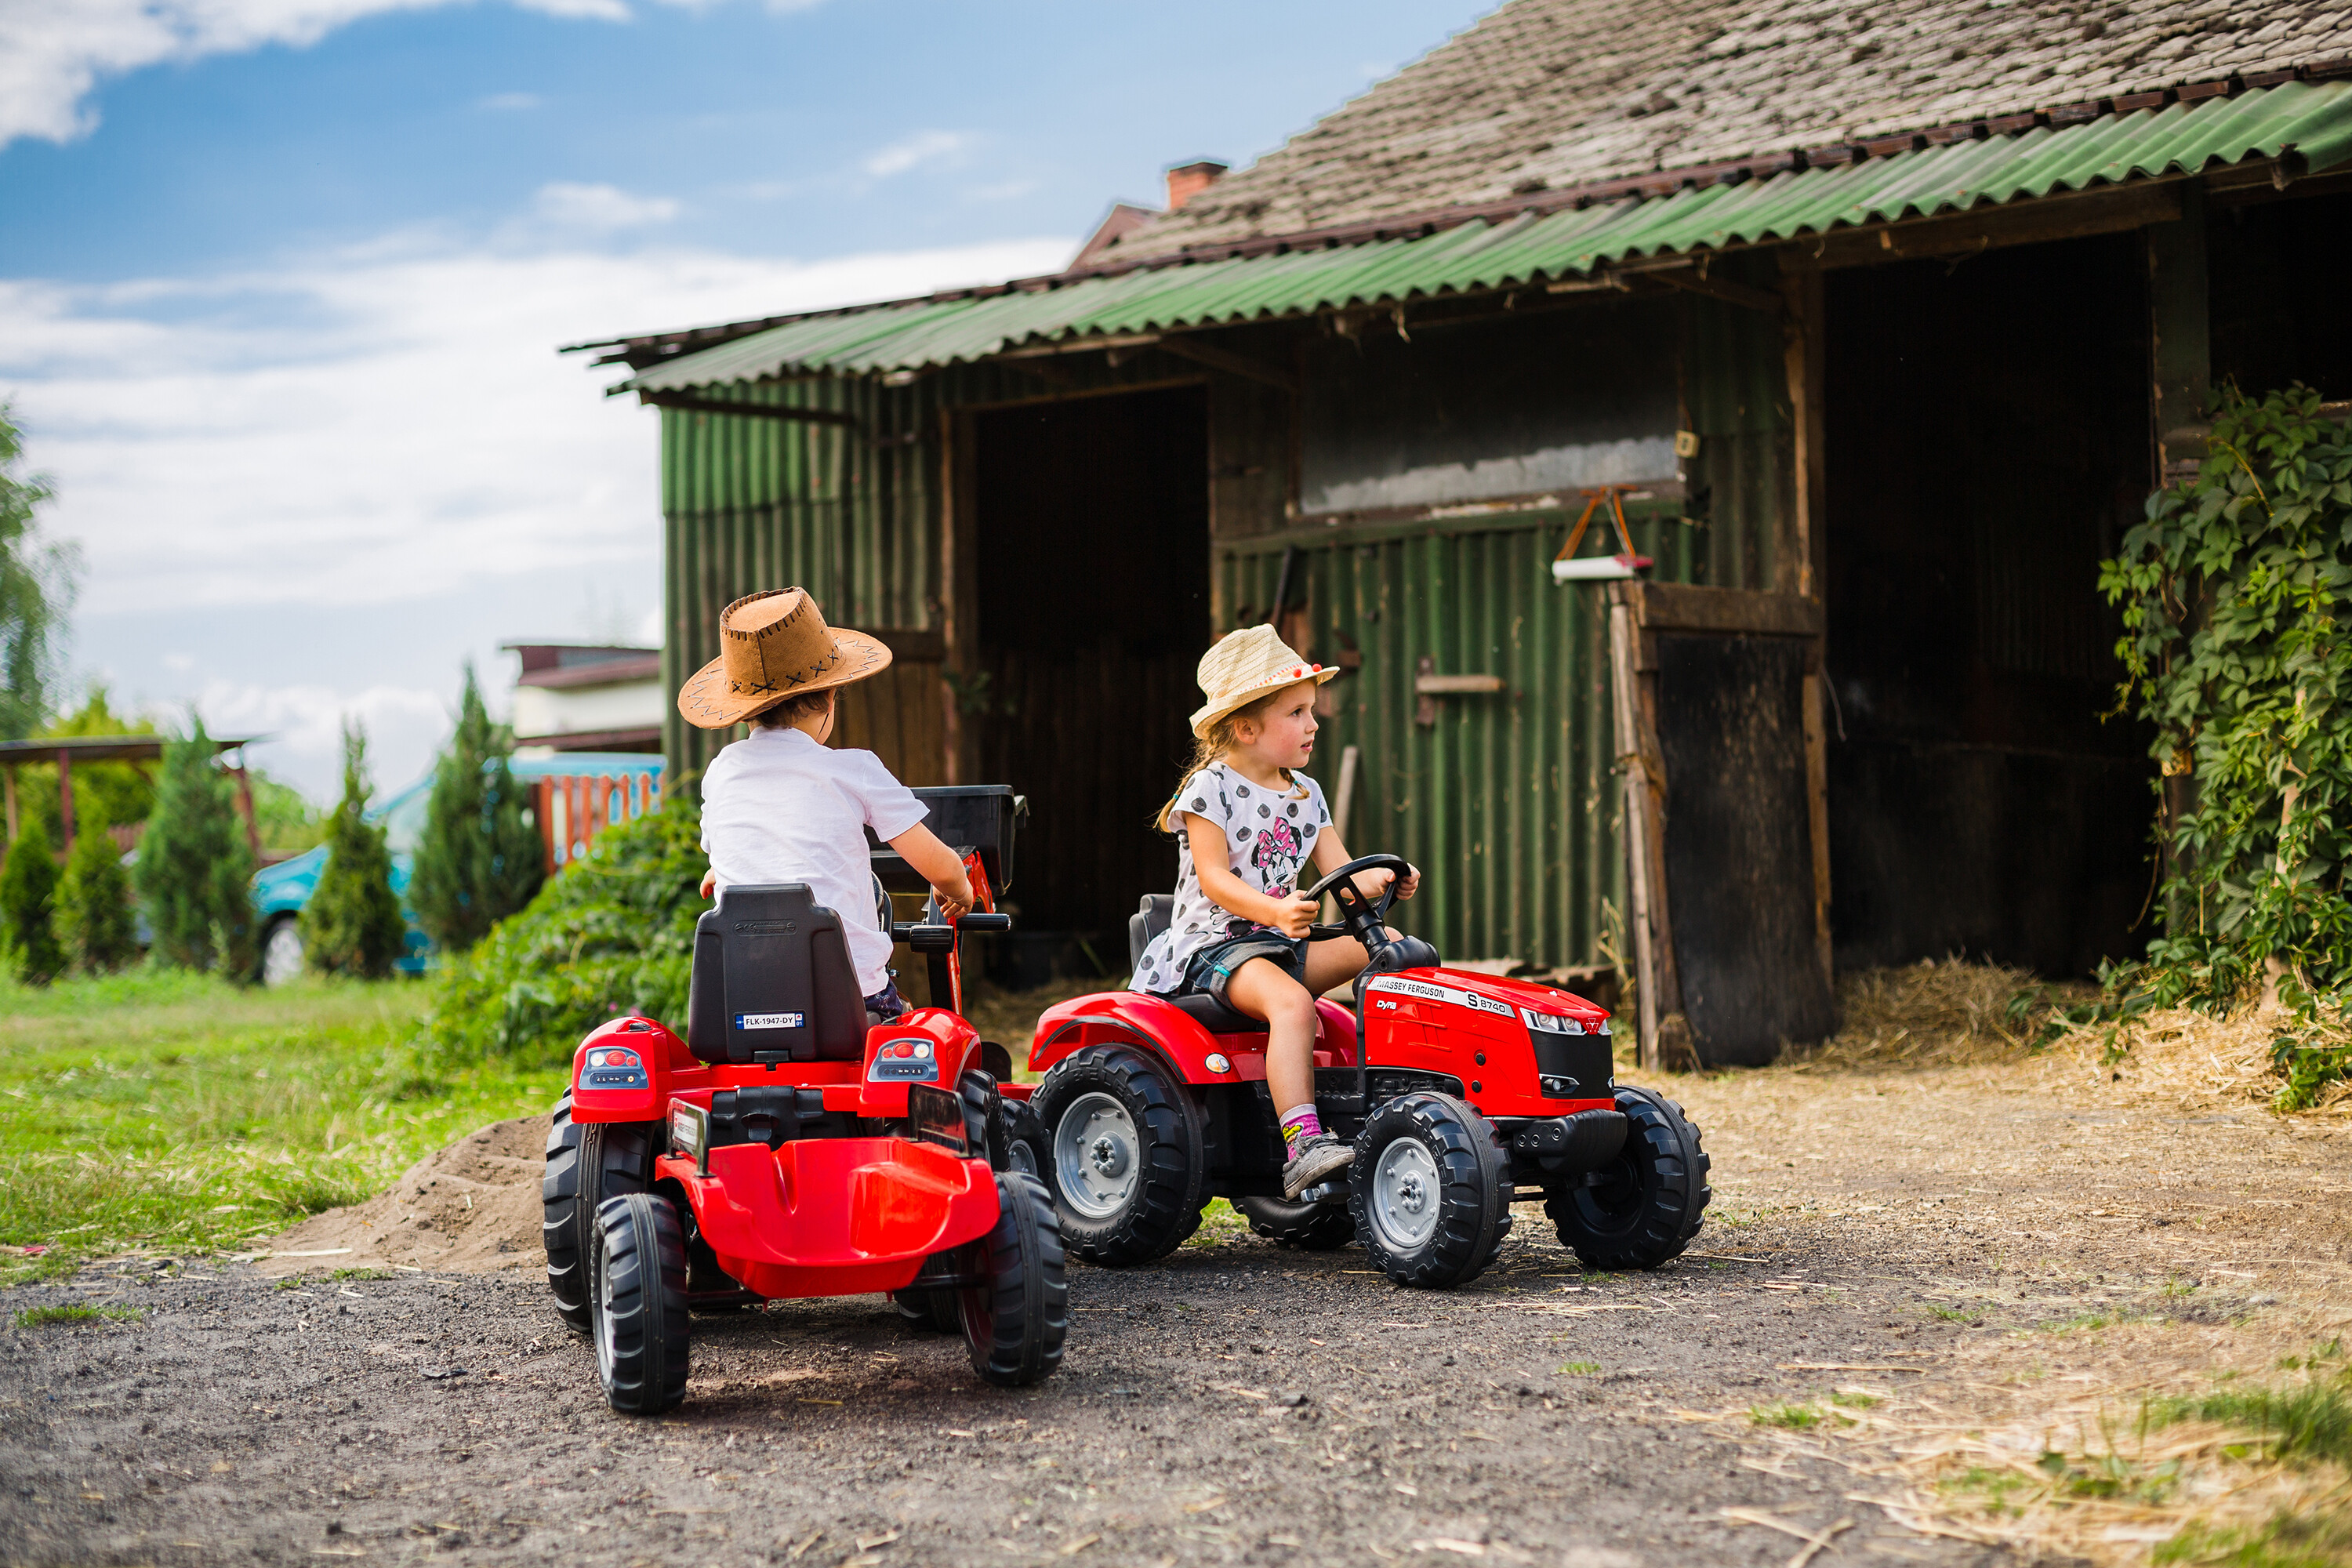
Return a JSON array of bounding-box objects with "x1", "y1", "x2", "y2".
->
[{"x1": 253, "y1": 1115, "x2": 550, "y2": 1277}]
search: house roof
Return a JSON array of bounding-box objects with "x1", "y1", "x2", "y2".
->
[
  {"x1": 1102, "y1": 0, "x2": 2352, "y2": 262},
  {"x1": 615, "y1": 81, "x2": 2352, "y2": 392}
]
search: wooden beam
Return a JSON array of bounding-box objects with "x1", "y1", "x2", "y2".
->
[
  {"x1": 1810, "y1": 180, "x2": 2183, "y2": 270},
  {"x1": 1608, "y1": 597, "x2": 1664, "y2": 1073},
  {"x1": 1645, "y1": 267, "x2": 1782, "y2": 314},
  {"x1": 1802, "y1": 674, "x2": 1835, "y2": 993},
  {"x1": 1626, "y1": 582, "x2": 1825, "y2": 638},
  {"x1": 633, "y1": 390, "x2": 859, "y2": 426},
  {"x1": 1780, "y1": 263, "x2": 1828, "y2": 601},
  {"x1": 1151, "y1": 334, "x2": 1301, "y2": 395},
  {"x1": 938, "y1": 406, "x2": 979, "y2": 786}
]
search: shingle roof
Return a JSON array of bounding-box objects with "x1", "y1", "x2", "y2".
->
[{"x1": 1102, "y1": 0, "x2": 2352, "y2": 262}]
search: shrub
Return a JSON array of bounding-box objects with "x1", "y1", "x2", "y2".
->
[
  {"x1": 136, "y1": 714, "x2": 257, "y2": 975},
  {"x1": 53, "y1": 804, "x2": 135, "y2": 974},
  {"x1": 2100, "y1": 384, "x2": 2352, "y2": 1013},
  {"x1": 301, "y1": 721, "x2": 405, "y2": 979},
  {"x1": 408, "y1": 664, "x2": 543, "y2": 953},
  {"x1": 421, "y1": 782, "x2": 704, "y2": 1070},
  {"x1": 0, "y1": 816, "x2": 63, "y2": 983}
]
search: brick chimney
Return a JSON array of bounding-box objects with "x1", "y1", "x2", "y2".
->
[{"x1": 1164, "y1": 160, "x2": 1229, "y2": 212}]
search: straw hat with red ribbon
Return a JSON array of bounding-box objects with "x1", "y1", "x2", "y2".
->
[
  {"x1": 677, "y1": 588, "x2": 891, "y2": 730},
  {"x1": 1186, "y1": 625, "x2": 1337, "y2": 739}
]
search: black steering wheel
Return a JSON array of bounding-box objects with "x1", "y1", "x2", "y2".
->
[{"x1": 1299, "y1": 854, "x2": 1413, "y2": 944}]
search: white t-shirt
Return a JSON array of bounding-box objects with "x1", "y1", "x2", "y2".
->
[
  {"x1": 1130, "y1": 762, "x2": 1331, "y2": 995},
  {"x1": 698, "y1": 726, "x2": 928, "y2": 995}
]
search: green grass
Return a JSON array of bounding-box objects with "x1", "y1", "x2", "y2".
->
[
  {"x1": 2150, "y1": 1369, "x2": 2352, "y2": 1468},
  {"x1": 0, "y1": 968, "x2": 567, "y2": 1285},
  {"x1": 2158, "y1": 1509, "x2": 2352, "y2": 1568},
  {"x1": 1557, "y1": 1361, "x2": 1601, "y2": 1376},
  {"x1": 1751, "y1": 1402, "x2": 1822, "y2": 1430},
  {"x1": 1830, "y1": 1390, "x2": 1880, "y2": 1409},
  {"x1": 13, "y1": 1303, "x2": 143, "y2": 1327},
  {"x1": 1928, "y1": 1304, "x2": 1984, "y2": 1324},
  {"x1": 1184, "y1": 1198, "x2": 1251, "y2": 1247}
]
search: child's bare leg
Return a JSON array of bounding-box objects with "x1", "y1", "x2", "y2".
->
[
  {"x1": 1225, "y1": 957, "x2": 1354, "y2": 1193},
  {"x1": 1298, "y1": 927, "x2": 1403, "y2": 996},
  {"x1": 1224, "y1": 958, "x2": 1319, "y2": 1109}
]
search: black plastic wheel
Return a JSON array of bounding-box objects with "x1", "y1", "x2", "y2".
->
[
  {"x1": 1000, "y1": 1097, "x2": 1051, "y2": 1182},
  {"x1": 593, "y1": 1192, "x2": 690, "y2": 1415},
  {"x1": 1546, "y1": 1086, "x2": 1710, "y2": 1270},
  {"x1": 1348, "y1": 1092, "x2": 1513, "y2": 1289},
  {"x1": 960, "y1": 1171, "x2": 1068, "y2": 1387},
  {"x1": 543, "y1": 1104, "x2": 659, "y2": 1334},
  {"x1": 1033, "y1": 1046, "x2": 1206, "y2": 1265},
  {"x1": 1235, "y1": 1193, "x2": 1357, "y2": 1250},
  {"x1": 890, "y1": 1285, "x2": 961, "y2": 1333}
]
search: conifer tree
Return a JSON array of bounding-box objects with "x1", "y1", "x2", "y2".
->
[
  {"x1": 0, "y1": 816, "x2": 63, "y2": 983},
  {"x1": 302, "y1": 720, "x2": 405, "y2": 978},
  {"x1": 409, "y1": 664, "x2": 544, "y2": 952},
  {"x1": 54, "y1": 804, "x2": 135, "y2": 974},
  {"x1": 135, "y1": 715, "x2": 257, "y2": 975}
]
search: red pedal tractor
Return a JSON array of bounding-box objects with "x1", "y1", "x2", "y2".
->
[
  {"x1": 540, "y1": 786, "x2": 1066, "y2": 1414},
  {"x1": 1027, "y1": 855, "x2": 1709, "y2": 1288}
]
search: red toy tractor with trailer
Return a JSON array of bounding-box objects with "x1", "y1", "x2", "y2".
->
[
  {"x1": 540, "y1": 786, "x2": 1066, "y2": 1415},
  {"x1": 1026, "y1": 855, "x2": 1709, "y2": 1287}
]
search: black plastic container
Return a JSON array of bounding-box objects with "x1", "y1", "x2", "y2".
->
[{"x1": 867, "y1": 785, "x2": 1022, "y2": 898}]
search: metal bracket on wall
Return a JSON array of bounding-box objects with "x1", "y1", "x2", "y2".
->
[{"x1": 1414, "y1": 655, "x2": 1504, "y2": 726}]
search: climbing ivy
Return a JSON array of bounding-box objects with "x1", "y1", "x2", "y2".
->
[{"x1": 2100, "y1": 383, "x2": 2352, "y2": 1017}]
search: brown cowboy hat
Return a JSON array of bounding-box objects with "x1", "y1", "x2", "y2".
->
[{"x1": 677, "y1": 588, "x2": 891, "y2": 730}]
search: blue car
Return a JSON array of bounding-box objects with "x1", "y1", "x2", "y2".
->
[{"x1": 250, "y1": 752, "x2": 664, "y2": 984}]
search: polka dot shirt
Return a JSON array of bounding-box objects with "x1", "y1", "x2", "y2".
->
[{"x1": 1131, "y1": 762, "x2": 1332, "y2": 995}]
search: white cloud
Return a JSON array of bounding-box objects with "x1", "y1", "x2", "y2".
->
[
  {"x1": 0, "y1": 223, "x2": 1073, "y2": 796},
  {"x1": 195, "y1": 676, "x2": 455, "y2": 799},
  {"x1": 529, "y1": 180, "x2": 681, "y2": 231},
  {"x1": 862, "y1": 130, "x2": 971, "y2": 180},
  {"x1": 0, "y1": 0, "x2": 628, "y2": 150}
]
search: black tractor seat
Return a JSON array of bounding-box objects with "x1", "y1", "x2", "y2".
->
[{"x1": 1127, "y1": 893, "x2": 1283, "y2": 1035}]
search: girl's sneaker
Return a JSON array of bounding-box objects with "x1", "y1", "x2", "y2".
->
[{"x1": 1282, "y1": 1133, "x2": 1354, "y2": 1199}]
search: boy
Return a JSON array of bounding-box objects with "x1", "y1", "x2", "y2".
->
[{"x1": 681, "y1": 588, "x2": 973, "y2": 1019}]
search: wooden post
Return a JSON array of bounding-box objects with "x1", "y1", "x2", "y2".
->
[
  {"x1": 56, "y1": 749, "x2": 73, "y2": 855},
  {"x1": 1783, "y1": 259, "x2": 1836, "y2": 996},
  {"x1": 938, "y1": 406, "x2": 980, "y2": 786},
  {"x1": 1607, "y1": 595, "x2": 1662, "y2": 1073},
  {"x1": 2148, "y1": 180, "x2": 2210, "y2": 936},
  {"x1": 535, "y1": 779, "x2": 558, "y2": 873},
  {"x1": 229, "y1": 753, "x2": 263, "y2": 860}
]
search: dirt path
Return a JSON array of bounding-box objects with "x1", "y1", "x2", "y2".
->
[{"x1": 3, "y1": 1052, "x2": 2344, "y2": 1568}]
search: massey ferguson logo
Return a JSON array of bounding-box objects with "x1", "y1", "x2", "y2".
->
[{"x1": 1367, "y1": 977, "x2": 1446, "y2": 1003}]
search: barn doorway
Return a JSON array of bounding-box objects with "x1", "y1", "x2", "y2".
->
[
  {"x1": 1823, "y1": 232, "x2": 2158, "y2": 978},
  {"x1": 970, "y1": 384, "x2": 1211, "y2": 958}
]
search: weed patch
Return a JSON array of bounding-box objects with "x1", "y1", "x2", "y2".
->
[
  {"x1": 1558, "y1": 1361, "x2": 1600, "y2": 1376},
  {"x1": 13, "y1": 1304, "x2": 141, "y2": 1327},
  {"x1": 2151, "y1": 1368, "x2": 2352, "y2": 1468},
  {"x1": 2157, "y1": 1508, "x2": 2352, "y2": 1568},
  {"x1": 1751, "y1": 1402, "x2": 1821, "y2": 1430}
]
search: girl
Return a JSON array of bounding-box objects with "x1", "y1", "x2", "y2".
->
[{"x1": 1131, "y1": 625, "x2": 1418, "y2": 1199}]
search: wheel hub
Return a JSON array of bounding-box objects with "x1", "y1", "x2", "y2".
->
[
  {"x1": 1369, "y1": 1137, "x2": 1443, "y2": 1250},
  {"x1": 1054, "y1": 1092, "x2": 1142, "y2": 1220}
]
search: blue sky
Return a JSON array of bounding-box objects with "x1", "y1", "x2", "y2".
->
[{"x1": 0, "y1": 0, "x2": 1484, "y2": 800}]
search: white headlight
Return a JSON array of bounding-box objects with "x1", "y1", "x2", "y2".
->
[{"x1": 1205, "y1": 1053, "x2": 1232, "y2": 1075}]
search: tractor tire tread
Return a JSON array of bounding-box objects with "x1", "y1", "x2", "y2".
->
[
  {"x1": 1034, "y1": 1047, "x2": 1206, "y2": 1267},
  {"x1": 963, "y1": 1172, "x2": 1068, "y2": 1387},
  {"x1": 1546, "y1": 1086, "x2": 1709, "y2": 1270},
  {"x1": 1350, "y1": 1092, "x2": 1512, "y2": 1290},
  {"x1": 1234, "y1": 1194, "x2": 1357, "y2": 1251},
  {"x1": 593, "y1": 1192, "x2": 690, "y2": 1415}
]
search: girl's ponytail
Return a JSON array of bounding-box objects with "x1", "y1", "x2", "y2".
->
[{"x1": 1150, "y1": 688, "x2": 1304, "y2": 832}]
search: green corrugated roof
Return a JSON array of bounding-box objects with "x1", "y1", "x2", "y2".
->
[{"x1": 630, "y1": 80, "x2": 2352, "y2": 393}]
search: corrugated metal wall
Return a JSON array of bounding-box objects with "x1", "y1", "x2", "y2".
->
[{"x1": 1215, "y1": 493, "x2": 1770, "y2": 973}]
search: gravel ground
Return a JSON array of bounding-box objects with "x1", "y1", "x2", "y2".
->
[{"x1": 4, "y1": 1062, "x2": 2343, "y2": 1568}]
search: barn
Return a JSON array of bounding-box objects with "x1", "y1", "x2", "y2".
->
[{"x1": 571, "y1": 1, "x2": 2352, "y2": 1066}]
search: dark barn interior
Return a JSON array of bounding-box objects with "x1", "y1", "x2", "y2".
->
[
  {"x1": 972, "y1": 384, "x2": 1211, "y2": 943},
  {"x1": 1824, "y1": 234, "x2": 2158, "y2": 977}
]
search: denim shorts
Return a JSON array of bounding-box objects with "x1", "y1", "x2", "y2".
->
[{"x1": 1184, "y1": 933, "x2": 1309, "y2": 1010}]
